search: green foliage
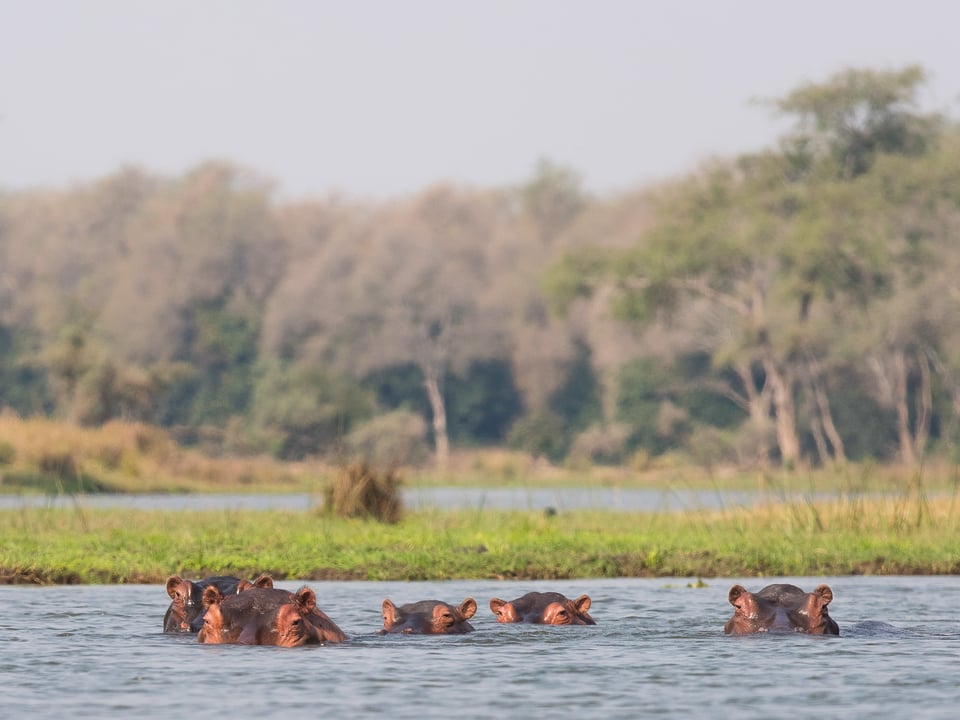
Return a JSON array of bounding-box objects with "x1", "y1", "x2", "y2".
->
[
  {"x1": 616, "y1": 358, "x2": 684, "y2": 454},
  {"x1": 541, "y1": 248, "x2": 611, "y2": 314},
  {"x1": 164, "y1": 300, "x2": 261, "y2": 427},
  {"x1": 366, "y1": 360, "x2": 524, "y2": 447},
  {"x1": 507, "y1": 410, "x2": 569, "y2": 462},
  {"x1": 0, "y1": 440, "x2": 15, "y2": 465},
  {"x1": 0, "y1": 325, "x2": 51, "y2": 416},
  {"x1": 365, "y1": 364, "x2": 429, "y2": 418},
  {"x1": 547, "y1": 339, "x2": 603, "y2": 434},
  {"x1": 248, "y1": 361, "x2": 375, "y2": 459},
  {"x1": 776, "y1": 65, "x2": 940, "y2": 178},
  {"x1": 446, "y1": 359, "x2": 524, "y2": 444}
]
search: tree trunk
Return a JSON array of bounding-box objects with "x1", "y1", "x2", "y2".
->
[
  {"x1": 913, "y1": 350, "x2": 932, "y2": 461},
  {"x1": 763, "y1": 357, "x2": 801, "y2": 468},
  {"x1": 807, "y1": 358, "x2": 846, "y2": 465},
  {"x1": 893, "y1": 350, "x2": 916, "y2": 465},
  {"x1": 734, "y1": 360, "x2": 772, "y2": 468},
  {"x1": 422, "y1": 365, "x2": 450, "y2": 472}
]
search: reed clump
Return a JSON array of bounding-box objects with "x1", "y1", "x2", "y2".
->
[{"x1": 322, "y1": 461, "x2": 403, "y2": 523}]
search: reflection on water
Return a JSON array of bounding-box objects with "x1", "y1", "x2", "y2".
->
[
  {"x1": 2, "y1": 576, "x2": 959, "y2": 719},
  {"x1": 0, "y1": 487, "x2": 847, "y2": 513}
]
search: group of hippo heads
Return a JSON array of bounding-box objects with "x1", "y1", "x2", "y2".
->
[
  {"x1": 378, "y1": 591, "x2": 597, "y2": 635},
  {"x1": 165, "y1": 576, "x2": 839, "y2": 646}
]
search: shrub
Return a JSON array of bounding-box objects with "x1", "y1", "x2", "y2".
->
[
  {"x1": 568, "y1": 423, "x2": 631, "y2": 465},
  {"x1": 38, "y1": 451, "x2": 78, "y2": 480},
  {"x1": 322, "y1": 461, "x2": 403, "y2": 523},
  {"x1": 0, "y1": 441, "x2": 15, "y2": 465},
  {"x1": 507, "y1": 411, "x2": 569, "y2": 462}
]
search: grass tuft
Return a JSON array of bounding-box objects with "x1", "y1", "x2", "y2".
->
[{"x1": 322, "y1": 461, "x2": 403, "y2": 523}]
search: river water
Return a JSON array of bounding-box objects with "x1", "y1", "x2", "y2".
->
[
  {"x1": 2, "y1": 576, "x2": 958, "y2": 718},
  {"x1": 0, "y1": 487, "x2": 852, "y2": 513}
]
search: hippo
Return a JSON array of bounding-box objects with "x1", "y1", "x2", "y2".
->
[
  {"x1": 724, "y1": 583, "x2": 840, "y2": 636},
  {"x1": 489, "y1": 591, "x2": 596, "y2": 625},
  {"x1": 197, "y1": 585, "x2": 347, "y2": 646},
  {"x1": 163, "y1": 574, "x2": 274, "y2": 633},
  {"x1": 380, "y1": 598, "x2": 477, "y2": 634}
]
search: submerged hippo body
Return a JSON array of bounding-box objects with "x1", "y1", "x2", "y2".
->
[
  {"x1": 163, "y1": 574, "x2": 274, "y2": 633},
  {"x1": 725, "y1": 583, "x2": 839, "y2": 636},
  {"x1": 197, "y1": 585, "x2": 347, "y2": 646},
  {"x1": 489, "y1": 592, "x2": 596, "y2": 625},
  {"x1": 380, "y1": 598, "x2": 477, "y2": 634}
]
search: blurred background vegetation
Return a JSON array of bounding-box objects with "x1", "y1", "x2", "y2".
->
[{"x1": 1, "y1": 66, "x2": 959, "y2": 480}]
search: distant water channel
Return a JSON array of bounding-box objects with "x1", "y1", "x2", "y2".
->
[
  {"x1": 0, "y1": 487, "x2": 836, "y2": 513},
  {"x1": 3, "y1": 576, "x2": 959, "y2": 718}
]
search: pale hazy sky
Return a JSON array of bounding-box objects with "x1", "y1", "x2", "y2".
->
[{"x1": 1, "y1": 0, "x2": 958, "y2": 201}]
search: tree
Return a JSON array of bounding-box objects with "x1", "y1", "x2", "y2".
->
[{"x1": 776, "y1": 65, "x2": 940, "y2": 179}]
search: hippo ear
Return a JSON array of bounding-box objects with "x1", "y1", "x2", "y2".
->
[
  {"x1": 728, "y1": 585, "x2": 749, "y2": 607},
  {"x1": 166, "y1": 575, "x2": 188, "y2": 601},
  {"x1": 813, "y1": 584, "x2": 834, "y2": 606},
  {"x1": 296, "y1": 587, "x2": 317, "y2": 612},
  {"x1": 253, "y1": 574, "x2": 274, "y2": 589},
  {"x1": 489, "y1": 598, "x2": 506, "y2": 614},
  {"x1": 236, "y1": 580, "x2": 253, "y2": 593},
  {"x1": 202, "y1": 585, "x2": 224, "y2": 608},
  {"x1": 573, "y1": 595, "x2": 592, "y2": 615},
  {"x1": 382, "y1": 599, "x2": 400, "y2": 627},
  {"x1": 459, "y1": 597, "x2": 478, "y2": 620}
]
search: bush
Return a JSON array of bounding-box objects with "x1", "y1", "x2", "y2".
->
[
  {"x1": 684, "y1": 425, "x2": 737, "y2": 473},
  {"x1": 569, "y1": 423, "x2": 631, "y2": 465},
  {"x1": 0, "y1": 441, "x2": 15, "y2": 465},
  {"x1": 322, "y1": 461, "x2": 403, "y2": 523},
  {"x1": 507, "y1": 411, "x2": 569, "y2": 462}
]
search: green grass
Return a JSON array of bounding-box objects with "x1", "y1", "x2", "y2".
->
[{"x1": 2, "y1": 492, "x2": 958, "y2": 584}]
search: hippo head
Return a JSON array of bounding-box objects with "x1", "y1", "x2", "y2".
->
[
  {"x1": 380, "y1": 598, "x2": 478, "y2": 635},
  {"x1": 489, "y1": 592, "x2": 596, "y2": 625},
  {"x1": 198, "y1": 586, "x2": 331, "y2": 646},
  {"x1": 164, "y1": 575, "x2": 206, "y2": 633},
  {"x1": 725, "y1": 583, "x2": 839, "y2": 636}
]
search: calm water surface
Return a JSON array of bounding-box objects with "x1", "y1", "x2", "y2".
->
[
  {"x1": 2, "y1": 576, "x2": 958, "y2": 719},
  {"x1": 0, "y1": 487, "x2": 852, "y2": 512}
]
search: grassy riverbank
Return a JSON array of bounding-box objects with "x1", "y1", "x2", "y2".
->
[{"x1": 2, "y1": 491, "x2": 958, "y2": 584}]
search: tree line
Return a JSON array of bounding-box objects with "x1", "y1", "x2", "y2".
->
[{"x1": 1, "y1": 65, "x2": 957, "y2": 471}]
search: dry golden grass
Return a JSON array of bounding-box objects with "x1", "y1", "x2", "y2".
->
[
  {"x1": 0, "y1": 414, "x2": 324, "y2": 493},
  {"x1": 322, "y1": 461, "x2": 403, "y2": 523}
]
